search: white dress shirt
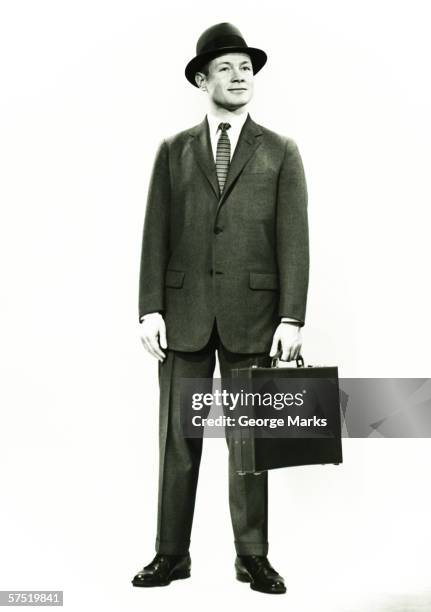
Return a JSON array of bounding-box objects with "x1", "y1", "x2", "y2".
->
[{"x1": 206, "y1": 110, "x2": 248, "y2": 162}]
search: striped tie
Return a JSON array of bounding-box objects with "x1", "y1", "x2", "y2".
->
[{"x1": 215, "y1": 122, "x2": 231, "y2": 194}]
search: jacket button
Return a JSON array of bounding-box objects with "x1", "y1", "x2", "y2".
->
[{"x1": 214, "y1": 226, "x2": 223, "y2": 234}]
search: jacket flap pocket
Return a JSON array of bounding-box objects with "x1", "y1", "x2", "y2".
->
[
  {"x1": 249, "y1": 272, "x2": 279, "y2": 290},
  {"x1": 165, "y1": 269, "x2": 185, "y2": 288}
]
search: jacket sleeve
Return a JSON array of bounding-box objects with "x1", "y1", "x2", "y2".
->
[
  {"x1": 138, "y1": 140, "x2": 171, "y2": 321},
  {"x1": 276, "y1": 138, "x2": 310, "y2": 326}
]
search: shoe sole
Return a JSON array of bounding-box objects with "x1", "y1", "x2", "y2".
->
[
  {"x1": 236, "y1": 571, "x2": 286, "y2": 594},
  {"x1": 132, "y1": 570, "x2": 191, "y2": 587}
]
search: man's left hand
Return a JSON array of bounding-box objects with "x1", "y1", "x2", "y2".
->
[{"x1": 269, "y1": 323, "x2": 302, "y2": 362}]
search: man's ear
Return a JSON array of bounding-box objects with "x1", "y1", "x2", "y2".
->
[{"x1": 195, "y1": 72, "x2": 207, "y2": 91}]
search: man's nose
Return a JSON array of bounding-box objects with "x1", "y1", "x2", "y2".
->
[{"x1": 231, "y1": 68, "x2": 245, "y2": 82}]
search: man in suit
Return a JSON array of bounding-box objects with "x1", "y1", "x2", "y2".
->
[{"x1": 132, "y1": 23, "x2": 309, "y2": 594}]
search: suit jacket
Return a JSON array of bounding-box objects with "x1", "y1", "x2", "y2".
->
[{"x1": 138, "y1": 113, "x2": 309, "y2": 354}]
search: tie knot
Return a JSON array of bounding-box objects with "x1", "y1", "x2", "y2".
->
[{"x1": 218, "y1": 122, "x2": 231, "y2": 132}]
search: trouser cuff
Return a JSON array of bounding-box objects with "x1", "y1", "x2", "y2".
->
[
  {"x1": 156, "y1": 538, "x2": 190, "y2": 555},
  {"x1": 235, "y1": 541, "x2": 269, "y2": 556}
]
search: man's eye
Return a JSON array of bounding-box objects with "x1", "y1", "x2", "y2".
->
[{"x1": 243, "y1": 66, "x2": 252, "y2": 71}]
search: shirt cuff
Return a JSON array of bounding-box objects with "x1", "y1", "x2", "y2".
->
[
  {"x1": 139, "y1": 311, "x2": 161, "y2": 323},
  {"x1": 280, "y1": 317, "x2": 302, "y2": 326}
]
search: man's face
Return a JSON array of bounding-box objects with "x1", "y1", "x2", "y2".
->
[{"x1": 196, "y1": 52, "x2": 254, "y2": 110}]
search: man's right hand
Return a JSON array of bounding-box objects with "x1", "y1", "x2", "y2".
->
[{"x1": 139, "y1": 313, "x2": 167, "y2": 362}]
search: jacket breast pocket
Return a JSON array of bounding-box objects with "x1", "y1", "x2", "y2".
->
[
  {"x1": 242, "y1": 165, "x2": 278, "y2": 177},
  {"x1": 249, "y1": 272, "x2": 279, "y2": 291},
  {"x1": 242, "y1": 170, "x2": 268, "y2": 175},
  {"x1": 165, "y1": 269, "x2": 185, "y2": 288}
]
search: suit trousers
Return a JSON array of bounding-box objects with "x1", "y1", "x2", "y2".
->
[{"x1": 155, "y1": 318, "x2": 272, "y2": 556}]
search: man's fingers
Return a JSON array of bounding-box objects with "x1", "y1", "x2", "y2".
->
[
  {"x1": 141, "y1": 333, "x2": 165, "y2": 361},
  {"x1": 141, "y1": 336, "x2": 156, "y2": 359},
  {"x1": 159, "y1": 324, "x2": 168, "y2": 349},
  {"x1": 148, "y1": 335, "x2": 166, "y2": 360},
  {"x1": 142, "y1": 336, "x2": 159, "y2": 360},
  {"x1": 289, "y1": 342, "x2": 302, "y2": 361},
  {"x1": 293, "y1": 342, "x2": 302, "y2": 360},
  {"x1": 138, "y1": 317, "x2": 168, "y2": 362},
  {"x1": 281, "y1": 348, "x2": 289, "y2": 361},
  {"x1": 269, "y1": 333, "x2": 280, "y2": 357},
  {"x1": 280, "y1": 337, "x2": 290, "y2": 361},
  {"x1": 277, "y1": 326, "x2": 303, "y2": 361},
  {"x1": 282, "y1": 341, "x2": 302, "y2": 362}
]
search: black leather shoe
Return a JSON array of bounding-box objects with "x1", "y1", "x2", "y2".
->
[
  {"x1": 132, "y1": 553, "x2": 191, "y2": 587},
  {"x1": 235, "y1": 555, "x2": 286, "y2": 594}
]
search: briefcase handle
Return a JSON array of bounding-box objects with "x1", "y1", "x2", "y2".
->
[{"x1": 271, "y1": 354, "x2": 305, "y2": 368}]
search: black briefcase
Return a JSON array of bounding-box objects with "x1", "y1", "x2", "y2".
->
[{"x1": 230, "y1": 356, "x2": 343, "y2": 473}]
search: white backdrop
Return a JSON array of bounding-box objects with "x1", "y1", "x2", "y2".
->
[{"x1": 1, "y1": 1, "x2": 431, "y2": 611}]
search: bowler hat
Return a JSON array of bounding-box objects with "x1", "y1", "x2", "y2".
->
[{"x1": 185, "y1": 22, "x2": 267, "y2": 87}]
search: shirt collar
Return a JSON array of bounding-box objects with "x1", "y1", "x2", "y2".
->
[{"x1": 206, "y1": 110, "x2": 249, "y2": 137}]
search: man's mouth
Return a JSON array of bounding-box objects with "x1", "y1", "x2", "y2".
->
[{"x1": 228, "y1": 88, "x2": 247, "y2": 92}]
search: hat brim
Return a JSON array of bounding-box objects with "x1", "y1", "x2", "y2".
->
[{"x1": 185, "y1": 47, "x2": 267, "y2": 87}]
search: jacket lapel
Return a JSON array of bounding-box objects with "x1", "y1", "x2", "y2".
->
[
  {"x1": 189, "y1": 117, "x2": 219, "y2": 199},
  {"x1": 215, "y1": 114, "x2": 263, "y2": 216},
  {"x1": 189, "y1": 113, "x2": 264, "y2": 212}
]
